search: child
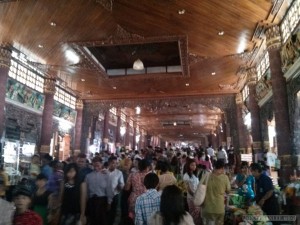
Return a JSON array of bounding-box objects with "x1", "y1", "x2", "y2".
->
[
  {"x1": 33, "y1": 174, "x2": 52, "y2": 225},
  {"x1": 0, "y1": 179, "x2": 14, "y2": 225},
  {"x1": 13, "y1": 185, "x2": 42, "y2": 225}
]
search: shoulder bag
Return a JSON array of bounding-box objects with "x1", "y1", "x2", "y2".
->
[{"x1": 193, "y1": 172, "x2": 211, "y2": 206}]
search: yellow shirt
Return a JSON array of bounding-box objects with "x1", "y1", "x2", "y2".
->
[
  {"x1": 158, "y1": 173, "x2": 177, "y2": 190},
  {"x1": 202, "y1": 173, "x2": 230, "y2": 214},
  {"x1": 0, "y1": 172, "x2": 10, "y2": 197}
]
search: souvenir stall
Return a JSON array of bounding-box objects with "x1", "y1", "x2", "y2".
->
[
  {"x1": 283, "y1": 171, "x2": 300, "y2": 215},
  {"x1": 224, "y1": 177, "x2": 282, "y2": 225},
  {"x1": 3, "y1": 102, "x2": 41, "y2": 183},
  {"x1": 225, "y1": 193, "x2": 274, "y2": 225}
]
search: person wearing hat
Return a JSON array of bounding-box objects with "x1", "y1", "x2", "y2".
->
[{"x1": 13, "y1": 185, "x2": 42, "y2": 225}]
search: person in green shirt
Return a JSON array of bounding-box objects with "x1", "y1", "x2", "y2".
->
[{"x1": 202, "y1": 160, "x2": 231, "y2": 225}]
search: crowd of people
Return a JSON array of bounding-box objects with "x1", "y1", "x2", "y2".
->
[{"x1": 0, "y1": 145, "x2": 281, "y2": 225}]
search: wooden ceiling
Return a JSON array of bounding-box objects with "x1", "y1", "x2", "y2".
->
[{"x1": 0, "y1": 0, "x2": 289, "y2": 142}]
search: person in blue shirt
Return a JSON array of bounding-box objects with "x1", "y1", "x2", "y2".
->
[
  {"x1": 41, "y1": 154, "x2": 53, "y2": 179},
  {"x1": 250, "y1": 163, "x2": 280, "y2": 224},
  {"x1": 236, "y1": 162, "x2": 255, "y2": 205},
  {"x1": 135, "y1": 173, "x2": 161, "y2": 225}
]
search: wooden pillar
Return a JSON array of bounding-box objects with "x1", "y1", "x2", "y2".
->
[
  {"x1": 40, "y1": 78, "x2": 56, "y2": 154},
  {"x1": 115, "y1": 108, "x2": 121, "y2": 144},
  {"x1": 235, "y1": 93, "x2": 248, "y2": 153},
  {"x1": 132, "y1": 122, "x2": 137, "y2": 151},
  {"x1": 74, "y1": 99, "x2": 83, "y2": 154},
  {"x1": 0, "y1": 45, "x2": 11, "y2": 139},
  {"x1": 266, "y1": 25, "x2": 292, "y2": 185},
  {"x1": 247, "y1": 68, "x2": 263, "y2": 155},
  {"x1": 125, "y1": 116, "x2": 130, "y2": 148}
]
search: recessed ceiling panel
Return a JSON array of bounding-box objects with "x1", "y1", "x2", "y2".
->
[
  {"x1": 69, "y1": 35, "x2": 189, "y2": 79},
  {"x1": 87, "y1": 42, "x2": 180, "y2": 70}
]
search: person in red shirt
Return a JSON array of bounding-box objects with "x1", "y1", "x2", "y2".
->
[{"x1": 13, "y1": 185, "x2": 42, "y2": 225}]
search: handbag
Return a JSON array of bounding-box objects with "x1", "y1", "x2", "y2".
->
[{"x1": 193, "y1": 172, "x2": 211, "y2": 206}]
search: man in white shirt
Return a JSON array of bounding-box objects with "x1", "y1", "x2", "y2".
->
[
  {"x1": 207, "y1": 144, "x2": 215, "y2": 159},
  {"x1": 107, "y1": 156, "x2": 125, "y2": 225},
  {"x1": 217, "y1": 146, "x2": 228, "y2": 164},
  {"x1": 86, "y1": 157, "x2": 114, "y2": 225}
]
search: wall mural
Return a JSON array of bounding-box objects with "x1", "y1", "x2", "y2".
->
[
  {"x1": 255, "y1": 70, "x2": 272, "y2": 102},
  {"x1": 281, "y1": 31, "x2": 300, "y2": 73},
  {"x1": 6, "y1": 78, "x2": 44, "y2": 111},
  {"x1": 53, "y1": 101, "x2": 77, "y2": 123}
]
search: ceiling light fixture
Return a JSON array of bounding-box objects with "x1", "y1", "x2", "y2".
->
[
  {"x1": 38, "y1": 44, "x2": 43, "y2": 48},
  {"x1": 178, "y1": 9, "x2": 185, "y2": 15},
  {"x1": 136, "y1": 106, "x2": 141, "y2": 115},
  {"x1": 81, "y1": 79, "x2": 85, "y2": 82},
  {"x1": 113, "y1": 86, "x2": 117, "y2": 89},
  {"x1": 173, "y1": 122, "x2": 177, "y2": 126},
  {"x1": 211, "y1": 72, "x2": 216, "y2": 76},
  {"x1": 65, "y1": 50, "x2": 80, "y2": 64},
  {"x1": 50, "y1": 22, "x2": 56, "y2": 27},
  {"x1": 185, "y1": 83, "x2": 189, "y2": 86},
  {"x1": 133, "y1": 59, "x2": 144, "y2": 70},
  {"x1": 218, "y1": 31, "x2": 225, "y2": 36}
]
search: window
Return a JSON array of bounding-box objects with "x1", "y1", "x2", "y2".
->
[
  {"x1": 109, "y1": 107, "x2": 117, "y2": 115},
  {"x1": 121, "y1": 113, "x2": 126, "y2": 122},
  {"x1": 280, "y1": 0, "x2": 300, "y2": 43},
  {"x1": 242, "y1": 85, "x2": 249, "y2": 101},
  {"x1": 256, "y1": 51, "x2": 270, "y2": 81},
  {"x1": 129, "y1": 119, "x2": 134, "y2": 127},
  {"x1": 54, "y1": 87, "x2": 76, "y2": 109},
  {"x1": 8, "y1": 51, "x2": 44, "y2": 93}
]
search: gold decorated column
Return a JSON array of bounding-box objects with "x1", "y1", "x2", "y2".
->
[
  {"x1": 0, "y1": 44, "x2": 12, "y2": 139},
  {"x1": 40, "y1": 78, "x2": 56, "y2": 154},
  {"x1": 74, "y1": 99, "x2": 83, "y2": 155},
  {"x1": 265, "y1": 25, "x2": 292, "y2": 185},
  {"x1": 235, "y1": 93, "x2": 248, "y2": 153},
  {"x1": 247, "y1": 68, "x2": 262, "y2": 155},
  {"x1": 115, "y1": 108, "x2": 122, "y2": 145}
]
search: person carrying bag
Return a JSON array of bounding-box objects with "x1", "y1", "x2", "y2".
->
[{"x1": 193, "y1": 171, "x2": 211, "y2": 206}]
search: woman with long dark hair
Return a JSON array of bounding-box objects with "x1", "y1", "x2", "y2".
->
[
  {"x1": 183, "y1": 158, "x2": 200, "y2": 224},
  {"x1": 150, "y1": 185, "x2": 194, "y2": 225},
  {"x1": 59, "y1": 163, "x2": 87, "y2": 225}
]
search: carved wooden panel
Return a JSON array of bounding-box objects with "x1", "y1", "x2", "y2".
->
[
  {"x1": 5, "y1": 103, "x2": 42, "y2": 143},
  {"x1": 287, "y1": 73, "x2": 300, "y2": 154},
  {"x1": 259, "y1": 99, "x2": 273, "y2": 143}
]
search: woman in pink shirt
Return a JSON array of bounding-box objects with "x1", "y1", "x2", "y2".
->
[{"x1": 196, "y1": 151, "x2": 213, "y2": 172}]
